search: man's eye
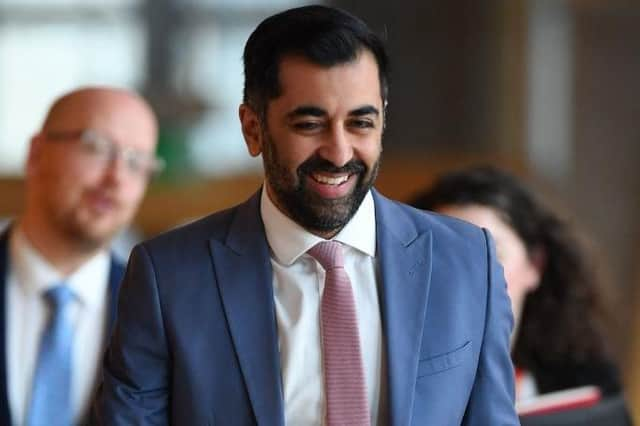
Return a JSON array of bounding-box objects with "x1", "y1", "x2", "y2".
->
[
  {"x1": 83, "y1": 136, "x2": 110, "y2": 154},
  {"x1": 349, "y1": 119, "x2": 374, "y2": 129},
  {"x1": 126, "y1": 157, "x2": 144, "y2": 173},
  {"x1": 292, "y1": 121, "x2": 322, "y2": 131}
]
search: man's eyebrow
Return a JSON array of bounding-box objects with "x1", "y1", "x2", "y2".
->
[
  {"x1": 286, "y1": 106, "x2": 327, "y2": 119},
  {"x1": 286, "y1": 105, "x2": 380, "y2": 119},
  {"x1": 349, "y1": 105, "x2": 380, "y2": 117}
]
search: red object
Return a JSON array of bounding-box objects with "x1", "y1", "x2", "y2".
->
[{"x1": 517, "y1": 386, "x2": 602, "y2": 417}]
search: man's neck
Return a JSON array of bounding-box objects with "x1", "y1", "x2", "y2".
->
[{"x1": 16, "y1": 217, "x2": 104, "y2": 277}]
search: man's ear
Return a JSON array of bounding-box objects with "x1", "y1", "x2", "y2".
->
[
  {"x1": 382, "y1": 99, "x2": 388, "y2": 132},
  {"x1": 25, "y1": 132, "x2": 44, "y2": 177},
  {"x1": 239, "y1": 104, "x2": 263, "y2": 157}
]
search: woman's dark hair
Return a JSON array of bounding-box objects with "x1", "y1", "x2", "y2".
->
[
  {"x1": 242, "y1": 5, "x2": 389, "y2": 119},
  {"x1": 409, "y1": 166, "x2": 616, "y2": 391}
]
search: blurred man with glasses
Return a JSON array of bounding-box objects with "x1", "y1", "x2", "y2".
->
[{"x1": 0, "y1": 86, "x2": 160, "y2": 426}]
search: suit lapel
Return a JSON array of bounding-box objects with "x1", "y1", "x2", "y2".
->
[
  {"x1": 208, "y1": 190, "x2": 433, "y2": 425},
  {"x1": 105, "y1": 257, "x2": 124, "y2": 342},
  {"x1": 0, "y1": 229, "x2": 12, "y2": 424},
  {"x1": 374, "y1": 191, "x2": 433, "y2": 426},
  {"x1": 209, "y1": 192, "x2": 284, "y2": 426}
]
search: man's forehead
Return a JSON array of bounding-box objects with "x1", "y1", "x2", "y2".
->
[
  {"x1": 273, "y1": 53, "x2": 383, "y2": 107},
  {"x1": 42, "y1": 107, "x2": 157, "y2": 156},
  {"x1": 43, "y1": 90, "x2": 153, "y2": 130}
]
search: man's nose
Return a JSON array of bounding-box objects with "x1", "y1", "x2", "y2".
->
[
  {"x1": 102, "y1": 148, "x2": 129, "y2": 183},
  {"x1": 317, "y1": 126, "x2": 354, "y2": 168}
]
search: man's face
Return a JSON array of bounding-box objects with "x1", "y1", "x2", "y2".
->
[
  {"x1": 27, "y1": 92, "x2": 158, "y2": 249},
  {"x1": 241, "y1": 51, "x2": 384, "y2": 237}
]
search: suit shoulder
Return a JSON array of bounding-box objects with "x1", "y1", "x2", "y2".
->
[
  {"x1": 378, "y1": 194, "x2": 486, "y2": 246},
  {"x1": 138, "y1": 203, "x2": 240, "y2": 255},
  {"x1": 423, "y1": 209, "x2": 486, "y2": 244}
]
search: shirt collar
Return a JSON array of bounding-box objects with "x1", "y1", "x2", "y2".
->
[
  {"x1": 260, "y1": 184, "x2": 377, "y2": 266},
  {"x1": 10, "y1": 227, "x2": 111, "y2": 308}
]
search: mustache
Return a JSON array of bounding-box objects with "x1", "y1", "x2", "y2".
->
[
  {"x1": 84, "y1": 187, "x2": 121, "y2": 205},
  {"x1": 298, "y1": 156, "x2": 366, "y2": 176}
]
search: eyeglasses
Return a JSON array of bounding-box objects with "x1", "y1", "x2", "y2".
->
[{"x1": 45, "y1": 128, "x2": 165, "y2": 177}]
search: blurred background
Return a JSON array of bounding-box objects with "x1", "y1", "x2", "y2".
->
[{"x1": 0, "y1": 0, "x2": 638, "y2": 419}]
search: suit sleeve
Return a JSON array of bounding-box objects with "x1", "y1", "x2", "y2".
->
[
  {"x1": 94, "y1": 244, "x2": 170, "y2": 425},
  {"x1": 462, "y1": 229, "x2": 519, "y2": 425}
]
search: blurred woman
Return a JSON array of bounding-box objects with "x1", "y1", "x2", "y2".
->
[{"x1": 410, "y1": 166, "x2": 622, "y2": 400}]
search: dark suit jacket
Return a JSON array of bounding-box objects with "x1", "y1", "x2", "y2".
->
[
  {"x1": 529, "y1": 358, "x2": 623, "y2": 397},
  {"x1": 97, "y1": 190, "x2": 519, "y2": 425},
  {"x1": 0, "y1": 227, "x2": 124, "y2": 425},
  {"x1": 520, "y1": 395, "x2": 632, "y2": 426}
]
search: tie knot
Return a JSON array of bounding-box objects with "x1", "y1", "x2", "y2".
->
[
  {"x1": 44, "y1": 285, "x2": 74, "y2": 310},
  {"x1": 308, "y1": 241, "x2": 344, "y2": 270}
]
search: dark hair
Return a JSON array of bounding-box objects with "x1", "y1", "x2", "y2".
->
[
  {"x1": 242, "y1": 5, "x2": 389, "y2": 118},
  {"x1": 409, "y1": 166, "x2": 615, "y2": 382}
]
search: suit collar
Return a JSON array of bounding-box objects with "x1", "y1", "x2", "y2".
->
[
  {"x1": 373, "y1": 190, "x2": 433, "y2": 426},
  {"x1": 106, "y1": 255, "x2": 124, "y2": 338},
  {"x1": 209, "y1": 191, "x2": 285, "y2": 426},
  {"x1": 371, "y1": 189, "x2": 420, "y2": 247}
]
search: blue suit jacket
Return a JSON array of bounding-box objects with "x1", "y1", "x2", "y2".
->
[
  {"x1": 98, "y1": 190, "x2": 518, "y2": 425},
  {"x1": 0, "y1": 227, "x2": 124, "y2": 425}
]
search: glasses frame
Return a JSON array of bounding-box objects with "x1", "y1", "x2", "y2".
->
[{"x1": 44, "y1": 128, "x2": 165, "y2": 177}]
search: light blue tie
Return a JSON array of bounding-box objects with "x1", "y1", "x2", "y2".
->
[{"x1": 27, "y1": 285, "x2": 75, "y2": 426}]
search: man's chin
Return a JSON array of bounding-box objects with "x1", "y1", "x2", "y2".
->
[
  {"x1": 66, "y1": 218, "x2": 122, "y2": 250},
  {"x1": 293, "y1": 196, "x2": 360, "y2": 233}
]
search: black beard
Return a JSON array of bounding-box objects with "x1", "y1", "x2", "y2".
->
[{"x1": 263, "y1": 140, "x2": 380, "y2": 235}]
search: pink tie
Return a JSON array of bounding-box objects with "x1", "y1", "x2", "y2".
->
[{"x1": 308, "y1": 241, "x2": 370, "y2": 426}]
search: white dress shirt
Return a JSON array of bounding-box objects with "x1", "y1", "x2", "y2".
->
[
  {"x1": 261, "y1": 188, "x2": 387, "y2": 425},
  {"x1": 7, "y1": 228, "x2": 110, "y2": 425}
]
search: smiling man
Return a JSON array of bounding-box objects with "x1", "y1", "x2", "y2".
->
[
  {"x1": 242, "y1": 52, "x2": 383, "y2": 237},
  {"x1": 97, "y1": 6, "x2": 518, "y2": 426}
]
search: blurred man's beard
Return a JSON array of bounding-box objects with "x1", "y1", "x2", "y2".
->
[
  {"x1": 65, "y1": 218, "x2": 115, "y2": 250},
  {"x1": 54, "y1": 204, "x2": 125, "y2": 252},
  {"x1": 262, "y1": 133, "x2": 380, "y2": 235}
]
